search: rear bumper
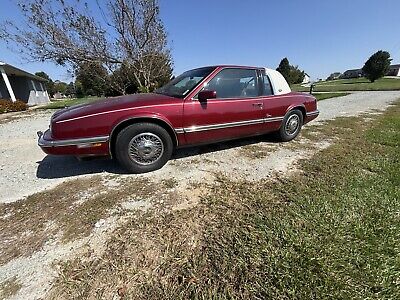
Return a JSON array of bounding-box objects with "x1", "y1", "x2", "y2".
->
[
  {"x1": 37, "y1": 130, "x2": 110, "y2": 156},
  {"x1": 304, "y1": 110, "x2": 319, "y2": 123}
]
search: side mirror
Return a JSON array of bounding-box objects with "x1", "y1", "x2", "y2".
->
[{"x1": 198, "y1": 90, "x2": 217, "y2": 102}]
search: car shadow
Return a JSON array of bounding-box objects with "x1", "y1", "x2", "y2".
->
[{"x1": 36, "y1": 133, "x2": 279, "y2": 179}]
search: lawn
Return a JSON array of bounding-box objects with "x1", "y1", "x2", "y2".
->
[
  {"x1": 41, "y1": 96, "x2": 100, "y2": 109},
  {"x1": 51, "y1": 102, "x2": 400, "y2": 299},
  {"x1": 292, "y1": 77, "x2": 400, "y2": 92}
]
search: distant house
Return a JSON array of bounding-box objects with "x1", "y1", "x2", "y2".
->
[
  {"x1": 386, "y1": 64, "x2": 400, "y2": 76},
  {"x1": 0, "y1": 61, "x2": 50, "y2": 105},
  {"x1": 53, "y1": 92, "x2": 66, "y2": 99},
  {"x1": 327, "y1": 72, "x2": 342, "y2": 80},
  {"x1": 302, "y1": 73, "x2": 310, "y2": 84},
  {"x1": 340, "y1": 68, "x2": 364, "y2": 79}
]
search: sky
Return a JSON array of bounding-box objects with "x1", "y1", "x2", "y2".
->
[{"x1": 0, "y1": 0, "x2": 399, "y2": 82}]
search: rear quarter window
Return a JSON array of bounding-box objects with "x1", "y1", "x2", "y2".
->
[{"x1": 262, "y1": 75, "x2": 273, "y2": 96}]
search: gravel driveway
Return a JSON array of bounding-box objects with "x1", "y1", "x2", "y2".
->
[{"x1": 1, "y1": 91, "x2": 399, "y2": 204}]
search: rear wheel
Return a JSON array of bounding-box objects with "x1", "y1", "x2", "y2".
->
[
  {"x1": 115, "y1": 123, "x2": 173, "y2": 173},
  {"x1": 276, "y1": 109, "x2": 303, "y2": 142}
]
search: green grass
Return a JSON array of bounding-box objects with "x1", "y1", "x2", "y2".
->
[
  {"x1": 50, "y1": 102, "x2": 400, "y2": 299},
  {"x1": 314, "y1": 92, "x2": 350, "y2": 101},
  {"x1": 41, "y1": 97, "x2": 100, "y2": 109},
  {"x1": 292, "y1": 77, "x2": 400, "y2": 92}
]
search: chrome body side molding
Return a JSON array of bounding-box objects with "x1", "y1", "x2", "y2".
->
[
  {"x1": 182, "y1": 116, "x2": 284, "y2": 134},
  {"x1": 306, "y1": 110, "x2": 319, "y2": 117},
  {"x1": 174, "y1": 128, "x2": 185, "y2": 134}
]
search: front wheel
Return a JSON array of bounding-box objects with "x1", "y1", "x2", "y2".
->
[
  {"x1": 115, "y1": 123, "x2": 173, "y2": 173},
  {"x1": 276, "y1": 109, "x2": 303, "y2": 142}
]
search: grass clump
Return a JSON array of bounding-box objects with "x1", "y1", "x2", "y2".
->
[{"x1": 0, "y1": 277, "x2": 22, "y2": 299}]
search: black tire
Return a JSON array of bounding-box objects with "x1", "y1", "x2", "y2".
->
[
  {"x1": 277, "y1": 109, "x2": 303, "y2": 142},
  {"x1": 115, "y1": 123, "x2": 173, "y2": 173}
]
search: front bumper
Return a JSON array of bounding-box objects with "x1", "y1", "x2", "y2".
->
[{"x1": 37, "y1": 129, "x2": 110, "y2": 156}]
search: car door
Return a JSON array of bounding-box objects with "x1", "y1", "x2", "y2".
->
[{"x1": 182, "y1": 68, "x2": 265, "y2": 145}]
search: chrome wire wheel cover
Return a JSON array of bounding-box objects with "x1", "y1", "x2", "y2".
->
[
  {"x1": 285, "y1": 114, "x2": 300, "y2": 135},
  {"x1": 128, "y1": 133, "x2": 164, "y2": 165}
]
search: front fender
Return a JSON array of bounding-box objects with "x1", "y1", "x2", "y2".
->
[{"x1": 110, "y1": 112, "x2": 175, "y2": 133}]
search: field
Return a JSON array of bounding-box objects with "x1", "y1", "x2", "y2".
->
[{"x1": 292, "y1": 77, "x2": 400, "y2": 92}]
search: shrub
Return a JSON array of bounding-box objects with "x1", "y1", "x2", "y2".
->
[
  {"x1": 0, "y1": 99, "x2": 28, "y2": 114},
  {"x1": 362, "y1": 50, "x2": 392, "y2": 83}
]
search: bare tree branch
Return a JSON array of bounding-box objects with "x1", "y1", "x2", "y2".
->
[{"x1": 1, "y1": 0, "x2": 173, "y2": 93}]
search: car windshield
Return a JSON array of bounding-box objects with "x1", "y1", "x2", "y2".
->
[{"x1": 155, "y1": 67, "x2": 216, "y2": 98}]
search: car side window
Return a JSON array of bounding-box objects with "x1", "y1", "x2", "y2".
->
[
  {"x1": 262, "y1": 75, "x2": 274, "y2": 96},
  {"x1": 204, "y1": 68, "x2": 259, "y2": 99}
]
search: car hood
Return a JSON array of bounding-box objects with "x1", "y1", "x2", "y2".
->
[{"x1": 52, "y1": 93, "x2": 179, "y2": 123}]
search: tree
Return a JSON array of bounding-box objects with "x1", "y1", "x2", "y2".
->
[
  {"x1": 76, "y1": 62, "x2": 108, "y2": 96},
  {"x1": 276, "y1": 58, "x2": 305, "y2": 84},
  {"x1": 276, "y1": 58, "x2": 291, "y2": 82},
  {"x1": 35, "y1": 71, "x2": 55, "y2": 96},
  {"x1": 362, "y1": 50, "x2": 391, "y2": 82},
  {"x1": 108, "y1": 62, "x2": 139, "y2": 96},
  {"x1": 1, "y1": 0, "x2": 173, "y2": 94},
  {"x1": 288, "y1": 66, "x2": 305, "y2": 84},
  {"x1": 75, "y1": 80, "x2": 85, "y2": 98},
  {"x1": 65, "y1": 82, "x2": 75, "y2": 97},
  {"x1": 53, "y1": 81, "x2": 68, "y2": 95}
]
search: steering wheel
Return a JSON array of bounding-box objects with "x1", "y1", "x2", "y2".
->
[{"x1": 240, "y1": 77, "x2": 255, "y2": 96}]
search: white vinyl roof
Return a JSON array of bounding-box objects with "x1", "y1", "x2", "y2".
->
[
  {"x1": 265, "y1": 68, "x2": 291, "y2": 95},
  {"x1": 0, "y1": 61, "x2": 47, "y2": 82}
]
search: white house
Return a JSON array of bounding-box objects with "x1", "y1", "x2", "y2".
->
[
  {"x1": 302, "y1": 73, "x2": 310, "y2": 84},
  {"x1": 0, "y1": 61, "x2": 50, "y2": 105}
]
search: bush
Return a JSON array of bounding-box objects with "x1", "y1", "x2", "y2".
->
[
  {"x1": 362, "y1": 50, "x2": 391, "y2": 83},
  {"x1": 0, "y1": 99, "x2": 28, "y2": 114}
]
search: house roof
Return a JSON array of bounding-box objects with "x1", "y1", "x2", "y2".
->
[
  {"x1": 343, "y1": 68, "x2": 362, "y2": 73},
  {"x1": 0, "y1": 61, "x2": 47, "y2": 82},
  {"x1": 390, "y1": 64, "x2": 400, "y2": 69}
]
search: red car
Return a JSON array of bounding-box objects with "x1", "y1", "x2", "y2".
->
[{"x1": 38, "y1": 65, "x2": 319, "y2": 173}]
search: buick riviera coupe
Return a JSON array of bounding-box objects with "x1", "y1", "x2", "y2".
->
[{"x1": 38, "y1": 66, "x2": 319, "y2": 173}]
